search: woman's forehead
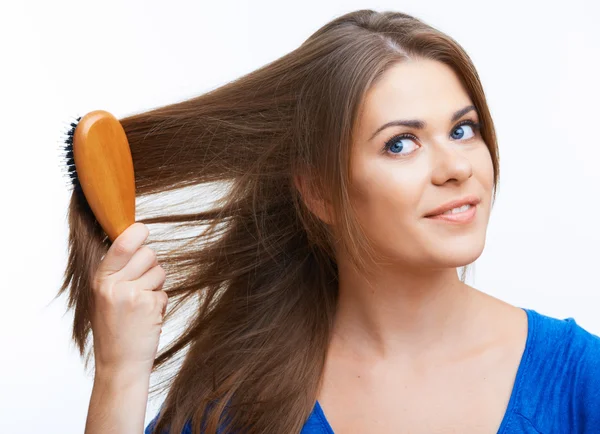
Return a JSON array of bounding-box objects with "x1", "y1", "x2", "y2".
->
[{"x1": 363, "y1": 60, "x2": 470, "y2": 117}]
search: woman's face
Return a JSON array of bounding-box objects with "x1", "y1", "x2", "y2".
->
[{"x1": 348, "y1": 57, "x2": 494, "y2": 269}]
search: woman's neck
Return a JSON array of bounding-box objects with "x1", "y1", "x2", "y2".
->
[{"x1": 331, "y1": 262, "x2": 479, "y2": 362}]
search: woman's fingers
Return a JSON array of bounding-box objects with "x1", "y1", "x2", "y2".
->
[
  {"x1": 117, "y1": 246, "x2": 159, "y2": 282},
  {"x1": 136, "y1": 264, "x2": 167, "y2": 292},
  {"x1": 97, "y1": 223, "x2": 150, "y2": 276}
]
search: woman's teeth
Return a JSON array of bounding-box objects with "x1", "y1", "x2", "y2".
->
[{"x1": 442, "y1": 204, "x2": 472, "y2": 215}]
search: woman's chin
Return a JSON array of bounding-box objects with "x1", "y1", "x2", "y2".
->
[{"x1": 435, "y1": 241, "x2": 485, "y2": 268}]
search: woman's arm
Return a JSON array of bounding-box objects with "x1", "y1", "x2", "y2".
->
[
  {"x1": 85, "y1": 365, "x2": 151, "y2": 434},
  {"x1": 82, "y1": 223, "x2": 168, "y2": 433}
]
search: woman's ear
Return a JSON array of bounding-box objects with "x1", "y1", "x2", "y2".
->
[{"x1": 293, "y1": 174, "x2": 334, "y2": 225}]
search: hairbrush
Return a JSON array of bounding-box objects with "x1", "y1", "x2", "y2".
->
[{"x1": 59, "y1": 110, "x2": 135, "y2": 242}]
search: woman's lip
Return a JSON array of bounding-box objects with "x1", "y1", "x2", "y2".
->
[{"x1": 424, "y1": 204, "x2": 477, "y2": 223}]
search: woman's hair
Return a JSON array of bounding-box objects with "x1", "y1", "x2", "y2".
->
[{"x1": 56, "y1": 9, "x2": 499, "y2": 434}]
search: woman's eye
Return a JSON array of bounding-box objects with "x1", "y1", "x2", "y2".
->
[
  {"x1": 451, "y1": 124, "x2": 475, "y2": 140},
  {"x1": 382, "y1": 121, "x2": 480, "y2": 157},
  {"x1": 384, "y1": 136, "x2": 418, "y2": 156}
]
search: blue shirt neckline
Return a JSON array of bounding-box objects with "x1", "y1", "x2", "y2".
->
[{"x1": 312, "y1": 307, "x2": 535, "y2": 434}]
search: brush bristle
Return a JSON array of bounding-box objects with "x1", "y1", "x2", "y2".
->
[{"x1": 59, "y1": 115, "x2": 83, "y2": 195}]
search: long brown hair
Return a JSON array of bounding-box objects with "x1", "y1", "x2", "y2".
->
[{"x1": 56, "y1": 9, "x2": 499, "y2": 433}]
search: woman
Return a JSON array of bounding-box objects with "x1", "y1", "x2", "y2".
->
[{"x1": 61, "y1": 9, "x2": 600, "y2": 434}]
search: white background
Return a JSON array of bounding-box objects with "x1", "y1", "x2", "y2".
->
[{"x1": 1, "y1": 0, "x2": 599, "y2": 432}]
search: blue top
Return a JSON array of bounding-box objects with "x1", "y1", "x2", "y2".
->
[{"x1": 145, "y1": 308, "x2": 600, "y2": 433}]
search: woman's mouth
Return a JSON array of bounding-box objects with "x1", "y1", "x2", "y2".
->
[{"x1": 425, "y1": 203, "x2": 477, "y2": 224}]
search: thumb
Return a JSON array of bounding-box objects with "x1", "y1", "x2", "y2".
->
[{"x1": 98, "y1": 222, "x2": 150, "y2": 275}]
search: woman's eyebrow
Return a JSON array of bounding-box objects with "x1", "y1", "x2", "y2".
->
[{"x1": 368, "y1": 105, "x2": 477, "y2": 141}]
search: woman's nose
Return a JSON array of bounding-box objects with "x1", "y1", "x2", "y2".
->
[{"x1": 429, "y1": 140, "x2": 473, "y2": 185}]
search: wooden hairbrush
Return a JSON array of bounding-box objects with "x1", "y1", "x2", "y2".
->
[{"x1": 60, "y1": 110, "x2": 135, "y2": 242}]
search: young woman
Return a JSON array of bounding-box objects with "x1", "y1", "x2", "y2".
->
[{"x1": 61, "y1": 9, "x2": 600, "y2": 434}]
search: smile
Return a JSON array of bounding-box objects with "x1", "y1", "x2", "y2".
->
[{"x1": 425, "y1": 203, "x2": 477, "y2": 224}]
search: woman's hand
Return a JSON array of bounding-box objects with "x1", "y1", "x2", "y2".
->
[{"x1": 90, "y1": 222, "x2": 168, "y2": 377}]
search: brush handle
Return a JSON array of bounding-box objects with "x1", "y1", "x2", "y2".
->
[{"x1": 73, "y1": 110, "x2": 135, "y2": 242}]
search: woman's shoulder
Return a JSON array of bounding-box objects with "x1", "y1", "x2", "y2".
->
[
  {"x1": 526, "y1": 307, "x2": 600, "y2": 360},
  {"x1": 517, "y1": 308, "x2": 600, "y2": 430}
]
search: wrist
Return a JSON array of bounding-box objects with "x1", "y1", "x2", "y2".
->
[{"x1": 94, "y1": 363, "x2": 152, "y2": 390}]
